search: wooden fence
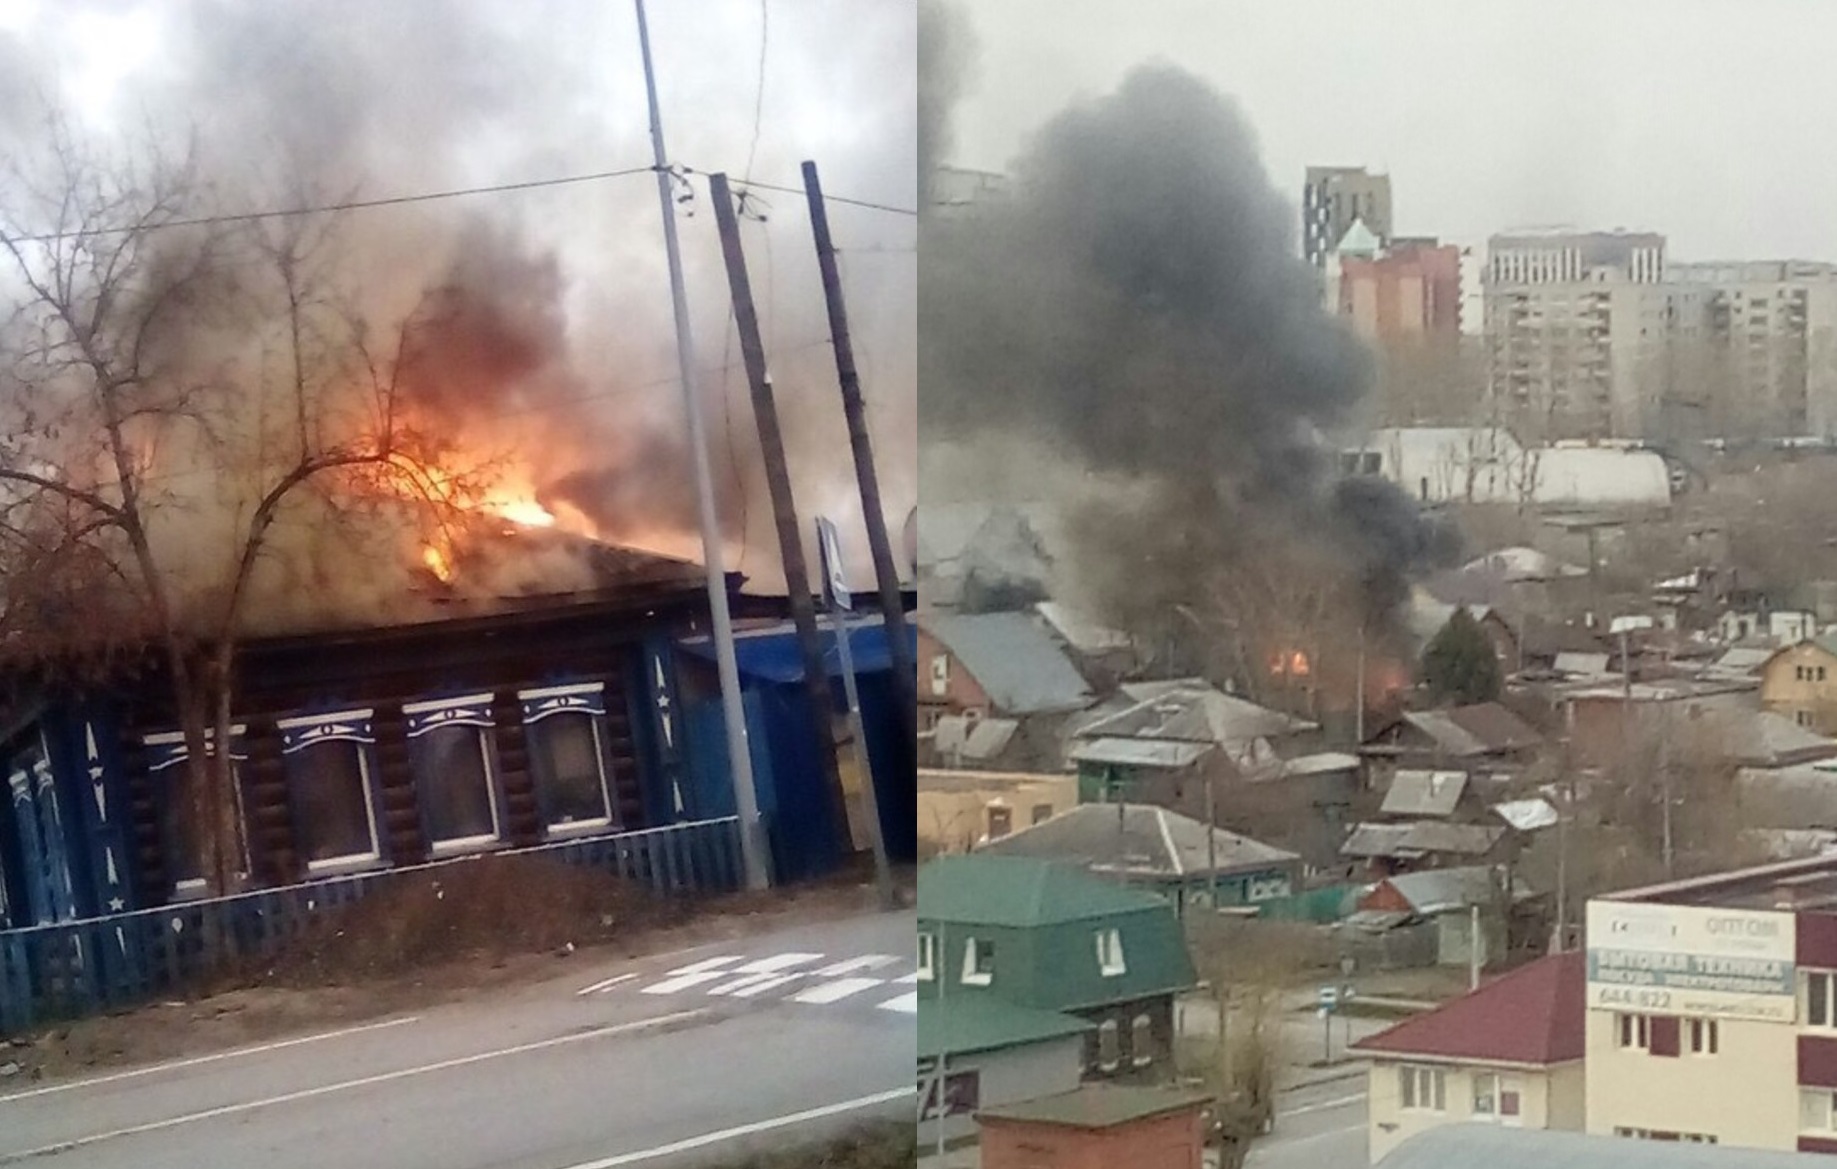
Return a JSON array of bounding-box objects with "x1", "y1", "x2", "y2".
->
[{"x1": 0, "y1": 816, "x2": 743, "y2": 1036}]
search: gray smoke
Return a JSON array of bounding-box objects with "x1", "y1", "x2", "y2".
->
[
  {"x1": 918, "y1": 0, "x2": 978, "y2": 203},
  {"x1": 922, "y1": 64, "x2": 1455, "y2": 643}
]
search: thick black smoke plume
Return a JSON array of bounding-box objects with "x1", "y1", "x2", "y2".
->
[{"x1": 921, "y1": 64, "x2": 1456, "y2": 657}]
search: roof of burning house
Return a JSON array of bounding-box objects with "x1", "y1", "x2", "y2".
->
[
  {"x1": 919, "y1": 611, "x2": 1093, "y2": 715},
  {"x1": 1380, "y1": 770, "x2": 1470, "y2": 818},
  {"x1": 1342, "y1": 821, "x2": 1504, "y2": 859},
  {"x1": 1075, "y1": 682, "x2": 1315, "y2": 745},
  {"x1": 978, "y1": 803, "x2": 1298, "y2": 881}
]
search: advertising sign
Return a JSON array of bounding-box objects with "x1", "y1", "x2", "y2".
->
[{"x1": 1585, "y1": 900, "x2": 1797, "y2": 1023}]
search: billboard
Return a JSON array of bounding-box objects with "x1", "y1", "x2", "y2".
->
[{"x1": 1586, "y1": 899, "x2": 1797, "y2": 1023}]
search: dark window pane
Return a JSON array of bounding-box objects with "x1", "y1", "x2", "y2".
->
[
  {"x1": 414, "y1": 727, "x2": 497, "y2": 843},
  {"x1": 1816, "y1": 975, "x2": 1830, "y2": 1028},
  {"x1": 532, "y1": 714, "x2": 608, "y2": 826},
  {"x1": 289, "y1": 743, "x2": 375, "y2": 863}
]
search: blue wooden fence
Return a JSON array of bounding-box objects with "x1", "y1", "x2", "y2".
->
[{"x1": 0, "y1": 816, "x2": 742, "y2": 1036}]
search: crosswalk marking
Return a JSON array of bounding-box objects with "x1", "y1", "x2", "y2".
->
[
  {"x1": 733, "y1": 952, "x2": 825, "y2": 976},
  {"x1": 579, "y1": 950, "x2": 918, "y2": 1013},
  {"x1": 792, "y1": 977, "x2": 883, "y2": 1005},
  {"x1": 812, "y1": 954, "x2": 900, "y2": 977}
]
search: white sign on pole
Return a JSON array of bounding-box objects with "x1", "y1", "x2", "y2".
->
[
  {"x1": 1585, "y1": 900, "x2": 1797, "y2": 1023},
  {"x1": 816, "y1": 515, "x2": 851, "y2": 612}
]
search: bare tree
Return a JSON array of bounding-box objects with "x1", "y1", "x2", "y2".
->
[{"x1": 0, "y1": 120, "x2": 480, "y2": 895}]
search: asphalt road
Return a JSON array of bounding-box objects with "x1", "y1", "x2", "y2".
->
[
  {"x1": 1247, "y1": 1070, "x2": 1369, "y2": 1169},
  {"x1": 0, "y1": 910, "x2": 916, "y2": 1169}
]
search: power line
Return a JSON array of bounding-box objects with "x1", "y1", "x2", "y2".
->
[
  {"x1": 5, "y1": 166, "x2": 663, "y2": 244},
  {"x1": 730, "y1": 178, "x2": 916, "y2": 218},
  {"x1": 744, "y1": 0, "x2": 769, "y2": 184}
]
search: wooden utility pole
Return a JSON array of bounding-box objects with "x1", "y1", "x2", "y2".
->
[
  {"x1": 801, "y1": 161, "x2": 917, "y2": 745},
  {"x1": 709, "y1": 172, "x2": 851, "y2": 849}
]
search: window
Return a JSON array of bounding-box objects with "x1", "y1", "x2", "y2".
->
[
  {"x1": 1822, "y1": 666, "x2": 1829, "y2": 683},
  {"x1": 961, "y1": 937, "x2": 993, "y2": 986},
  {"x1": 1689, "y1": 1018, "x2": 1718, "y2": 1055},
  {"x1": 1473, "y1": 1072, "x2": 1521, "y2": 1122},
  {"x1": 1804, "y1": 1089, "x2": 1837, "y2": 1133},
  {"x1": 1617, "y1": 1013, "x2": 1651, "y2": 1051},
  {"x1": 1801, "y1": 710, "x2": 1816, "y2": 729},
  {"x1": 1399, "y1": 1065, "x2": 1445, "y2": 1112},
  {"x1": 1096, "y1": 928, "x2": 1127, "y2": 977},
  {"x1": 1097, "y1": 1019, "x2": 1121, "y2": 1072},
  {"x1": 520, "y1": 685, "x2": 614, "y2": 833},
  {"x1": 405, "y1": 696, "x2": 501, "y2": 851},
  {"x1": 1808, "y1": 970, "x2": 1837, "y2": 1028},
  {"x1": 918, "y1": 932, "x2": 936, "y2": 982},
  {"x1": 918, "y1": 1070, "x2": 979, "y2": 1121},
  {"x1": 1131, "y1": 1013, "x2": 1154, "y2": 1068},
  {"x1": 986, "y1": 804, "x2": 1012, "y2": 840},
  {"x1": 278, "y1": 710, "x2": 381, "y2": 872},
  {"x1": 1031, "y1": 803, "x2": 1054, "y2": 826},
  {"x1": 145, "y1": 728, "x2": 250, "y2": 893}
]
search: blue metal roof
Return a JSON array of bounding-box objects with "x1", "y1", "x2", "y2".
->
[{"x1": 677, "y1": 616, "x2": 915, "y2": 684}]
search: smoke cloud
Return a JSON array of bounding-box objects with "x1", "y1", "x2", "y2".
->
[
  {"x1": 921, "y1": 63, "x2": 1455, "y2": 655},
  {"x1": 918, "y1": 0, "x2": 978, "y2": 202}
]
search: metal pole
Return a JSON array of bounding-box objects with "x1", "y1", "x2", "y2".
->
[
  {"x1": 1470, "y1": 902, "x2": 1481, "y2": 990},
  {"x1": 829, "y1": 598, "x2": 896, "y2": 909},
  {"x1": 635, "y1": 0, "x2": 768, "y2": 890}
]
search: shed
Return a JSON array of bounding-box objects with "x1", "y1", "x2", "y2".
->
[{"x1": 978, "y1": 1083, "x2": 1211, "y2": 1169}]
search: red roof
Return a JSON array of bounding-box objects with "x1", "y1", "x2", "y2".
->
[{"x1": 1350, "y1": 951, "x2": 1584, "y2": 1066}]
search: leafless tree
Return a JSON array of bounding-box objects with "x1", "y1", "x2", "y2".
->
[{"x1": 0, "y1": 119, "x2": 482, "y2": 894}]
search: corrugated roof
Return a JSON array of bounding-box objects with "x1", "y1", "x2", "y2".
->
[
  {"x1": 917, "y1": 996, "x2": 1093, "y2": 1059},
  {"x1": 1035, "y1": 601, "x2": 1133, "y2": 653},
  {"x1": 1069, "y1": 738, "x2": 1212, "y2": 769},
  {"x1": 918, "y1": 854, "x2": 1175, "y2": 928},
  {"x1": 978, "y1": 803, "x2": 1297, "y2": 880},
  {"x1": 1352, "y1": 951, "x2": 1583, "y2": 1067},
  {"x1": 920, "y1": 611, "x2": 1093, "y2": 715},
  {"x1": 1377, "y1": 865, "x2": 1519, "y2": 915},
  {"x1": 1492, "y1": 798, "x2": 1559, "y2": 832},
  {"x1": 1381, "y1": 770, "x2": 1468, "y2": 818},
  {"x1": 1077, "y1": 684, "x2": 1314, "y2": 745},
  {"x1": 1343, "y1": 822, "x2": 1503, "y2": 859},
  {"x1": 1376, "y1": 1120, "x2": 1830, "y2": 1168},
  {"x1": 1384, "y1": 703, "x2": 1541, "y2": 757},
  {"x1": 976, "y1": 1083, "x2": 1212, "y2": 1129},
  {"x1": 933, "y1": 715, "x2": 1020, "y2": 762}
]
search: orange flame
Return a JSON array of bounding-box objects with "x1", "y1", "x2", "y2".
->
[
  {"x1": 1269, "y1": 650, "x2": 1311, "y2": 677},
  {"x1": 422, "y1": 544, "x2": 454, "y2": 582},
  {"x1": 483, "y1": 493, "x2": 556, "y2": 528}
]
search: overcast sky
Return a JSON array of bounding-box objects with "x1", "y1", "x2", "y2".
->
[
  {"x1": 0, "y1": 0, "x2": 915, "y2": 586},
  {"x1": 946, "y1": 0, "x2": 1837, "y2": 265}
]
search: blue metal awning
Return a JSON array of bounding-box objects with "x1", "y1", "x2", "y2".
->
[{"x1": 677, "y1": 617, "x2": 916, "y2": 684}]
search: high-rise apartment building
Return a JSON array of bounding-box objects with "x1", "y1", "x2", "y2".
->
[
  {"x1": 1664, "y1": 261, "x2": 1837, "y2": 438},
  {"x1": 1482, "y1": 230, "x2": 1668, "y2": 439},
  {"x1": 1303, "y1": 166, "x2": 1392, "y2": 269},
  {"x1": 1328, "y1": 233, "x2": 1463, "y2": 343}
]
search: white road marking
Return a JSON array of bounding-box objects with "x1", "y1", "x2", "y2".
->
[
  {"x1": 642, "y1": 971, "x2": 735, "y2": 995},
  {"x1": 893, "y1": 971, "x2": 920, "y2": 984},
  {"x1": 0, "y1": 1015, "x2": 422, "y2": 1104},
  {"x1": 659, "y1": 955, "x2": 742, "y2": 976},
  {"x1": 792, "y1": 977, "x2": 883, "y2": 1005},
  {"x1": 554, "y1": 1087, "x2": 915, "y2": 1168},
  {"x1": 733, "y1": 951, "x2": 824, "y2": 975},
  {"x1": 0, "y1": 1010, "x2": 709, "y2": 1163},
  {"x1": 707, "y1": 972, "x2": 806, "y2": 997},
  {"x1": 576, "y1": 973, "x2": 639, "y2": 996},
  {"x1": 812, "y1": 954, "x2": 900, "y2": 977},
  {"x1": 1277, "y1": 1092, "x2": 1367, "y2": 1119},
  {"x1": 877, "y1": 991, "x2": 917, "y2": 1013},
  {"x1": 728, "y1": 974, "x2": 808, "y2": 998}
]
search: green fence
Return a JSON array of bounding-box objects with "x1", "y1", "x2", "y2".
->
[{"x1": 1255, "y1": 883, "x2": 1358, "y2": 924}]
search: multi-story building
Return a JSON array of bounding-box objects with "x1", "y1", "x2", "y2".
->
[
  {"x1": 1304, "y1": 166, "x2": 1393, "y2": 270},
  {"x1": 1666, "y1": 261, "x2": 1837, "y2": 438},
  {"x1": 1482, "y1": 230, "x2": 1668, "y2": 439},
  {"x1": 1583, "y1": 856, "x2": 1837, "y2": 1152},
  {"x1": 1329, "y1": 232, "x2": 1464, "y2": 343}
]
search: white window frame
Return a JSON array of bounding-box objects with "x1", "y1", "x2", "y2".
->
[
  {"x1": 404, "y1": 695, "x2": 503, "y2": 855},
  {"x1": 1617, "y1": 1012, "x2": 1651, "y2": 1051},
  {"x1": 518, "y1": 685, "x2": 615, "y2": 837},
  {"x1": 1807, "y1": 969, "x2": 1837, "y2": 1029},
  {"x1": 276, "y1": 709, "x2": 382, "y2": 874},
  {"x1": 961, "y1": 936, "x2": 993, "y2": 986},
  {"x1": 1130, "y1": 1013, "x2": 1153, "y2": 1069},
  {"x1": 918, "y1": 932, "x2": 936, "y2": 982},
  {"x1": 1689, "y1": 1017, "x2": 1719, "y2": 1056},
  {"x1": 1096, "y1": 927, "x2": 1127, "y2": 977},
  {"x1": 1399, "y1": 1065, "x2": 1446, "y2": 1113},
  {"x1": 1097, "y1": 1018, "x2": 1121, "y2": 1073},
  {"x1": 1472, "y1": 1072, "x2": 1523, "y2": 1124}
]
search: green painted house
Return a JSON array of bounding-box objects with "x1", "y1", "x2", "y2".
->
[{"x1": 918, "y1": 854, "x2": 1199, "y2": 1085}]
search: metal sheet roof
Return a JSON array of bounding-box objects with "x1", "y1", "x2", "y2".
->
[
  {"x1": 1077, "y1": 684, "x2": 1314, "y2": 745},
  {"x1": 920, "y1": 611, "x2": 1094, "y2": 715},
  {"x1": 1069, "y1": 737, "x2": 1211, "y2": 769},
  {"x1": 1381, "y1": 770, "x2": 1468, "y2": 818},
  {"x1": 1342, "y1": 822, "x2": 1503, "y2": 859},
  {"x1": 978, "y1": 803, "x2": 1297, "y2": 880}
]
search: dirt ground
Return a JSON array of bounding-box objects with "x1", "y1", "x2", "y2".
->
[
  {"x1": 2, "y1": 855, "x2": 914, "y2": 1084},
  {"x1": 709, "y1": 1120, "x2": 912, "y2": 1168}
]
